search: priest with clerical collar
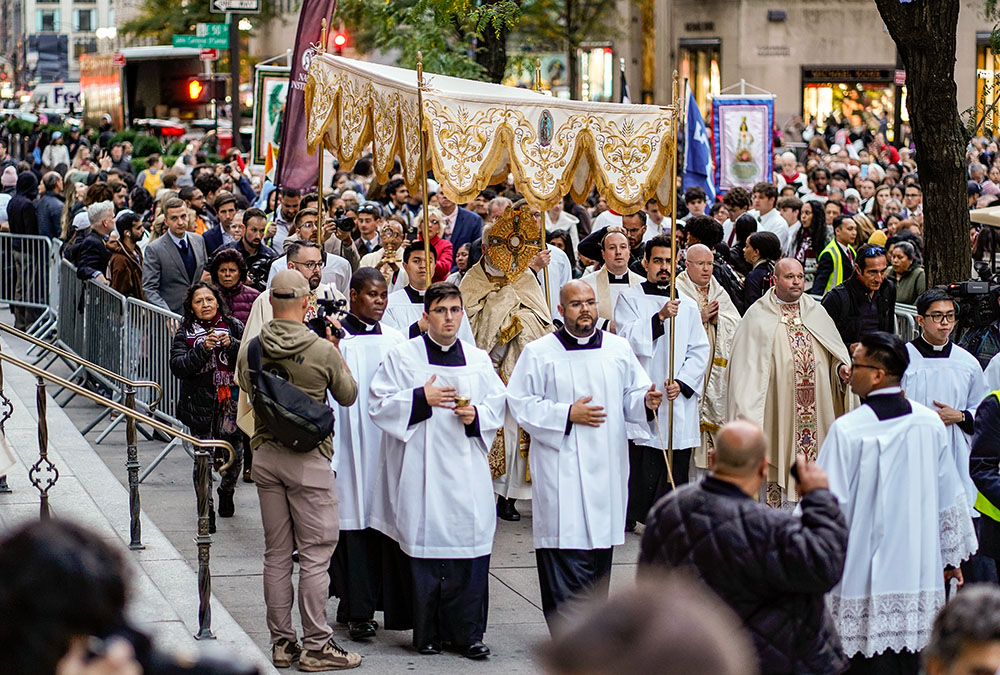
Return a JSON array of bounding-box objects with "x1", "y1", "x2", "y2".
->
[
  {"x1": 383, "y1": 240, "x2": 474, "y2": 342},
  {"x1": 902, "y1": 288, "x2": 991, "y2": 582},
  {"x1": 506, "y1": 280, "x2": 662, "y2": 634},
  {"x1": 329, "y1": 268, "x2": 406, "y2": 641},
  {"x1": 580, "y1": 227, "x2": 644, "y2": 333},
  {"x1": 368, "y1": 282, "x2": 507, "y2": 659},
  {"x1": 818, "y1": 331, "x2": 977, "y2": 673},
  {"x1": 614, "y1": 234, "x2": 710, "y2": 528}
]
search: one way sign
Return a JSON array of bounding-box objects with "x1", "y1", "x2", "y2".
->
[{"x1": 210, "y1": 0, "x2": 260, "y2": 13}]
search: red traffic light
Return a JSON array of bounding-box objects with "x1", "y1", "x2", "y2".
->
[
  {"x1": 332, "y1": 32, "x2": 347, "y2": 48},
  {"x1": 188, "y1": 79, "x2": 204, "y2": 101}
]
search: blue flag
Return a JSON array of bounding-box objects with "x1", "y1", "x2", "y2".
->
[{"x1": 683, "y1": 87, "x2": 716, "y2": 202}]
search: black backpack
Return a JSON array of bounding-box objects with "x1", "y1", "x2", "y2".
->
[{"x1": 245, "y1": 337, "x2": 334, "y2": 452}]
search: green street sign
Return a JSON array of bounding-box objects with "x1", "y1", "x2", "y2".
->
[
  {"x1": 172, "y1": 34, "x2": 228, "y2": 49},
  {"x1": 197, "y1": 22, "x2": 228, "y2": 38}
]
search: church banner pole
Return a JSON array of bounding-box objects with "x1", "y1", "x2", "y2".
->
[
  {"x1": 533, "y1": 58, "x2": 551, "y2": 309},
  {"x1": 666, "y1": 70, "x2": 681, "y2": 479},
  {"x1": 416, "y1": 52, "x2": 433, "y2": 289},
  {"x1": 314, "y1": 19, "x2": 327, "y2": 244}
]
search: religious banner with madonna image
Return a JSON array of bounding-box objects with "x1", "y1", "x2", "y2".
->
[{"x1": 712, "y1": 95, "x2": 774, "y2": 193}]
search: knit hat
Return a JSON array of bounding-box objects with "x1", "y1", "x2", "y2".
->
[
  {"x1": 73, "y1": 211, "x2": 91, "y2": 231},
  {"x1": 868, "y1": 229, "x2": 887, "y2": 247},
  {"x1": 1, "y1": 167, "x2": 16, "y2": 187}
]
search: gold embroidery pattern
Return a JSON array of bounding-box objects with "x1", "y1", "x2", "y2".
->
[{"x1": 780, "y1": 302, "x2": 819, "y2": 467}]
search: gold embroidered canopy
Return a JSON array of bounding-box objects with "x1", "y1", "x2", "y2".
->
[{"x1": 303, "y1": 55, "x2": 678, "y2": 213}]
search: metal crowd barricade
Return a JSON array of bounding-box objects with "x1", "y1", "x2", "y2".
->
[
  {"x1": 82, "y1": 280, "x2": 128, "y2": 375},
  {"x1": 0, "y1": 233, "x2": 59, "y2": 339},
  {"x1": 56, "y1": 260, "x2": 86, "y2": 357},
  {"x1": 895, "y1": 303, "x2": 919, "y2": 341}
]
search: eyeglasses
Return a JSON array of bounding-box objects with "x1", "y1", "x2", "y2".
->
[
  {"x1": 923, "y1": 312, "x2": 957, "y2": 324},
  {"x1": 290, "y1": 260, "x2": 322, "y2": 271},
  {"x1": 429, "y1": 306, "x2": 464, "y2": 316},
  {"x1": 851, "y1": 361, "x2": 884, "y2": 372}
]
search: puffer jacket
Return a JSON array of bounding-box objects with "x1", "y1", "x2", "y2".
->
[
  {"x1": 169, "y1": 317, "x2": 244, "y2": 434},
  {"x1": 220, "y1": 283, "x2": 260, "y2": 324},
  {"x1": 639, "y1": 477, "x2": 849, "y2": 675}
]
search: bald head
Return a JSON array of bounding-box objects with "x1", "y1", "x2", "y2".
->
[
  {"x1": 685, "y1": 244, "x2": 714, "y2": 285},
  {"x1": 560, "y1": 279, "x2": 595, "y2": 306},
  {"x1": 560, "y1": 280, "x2": 598, "y2": 337},
  {"x1": 774, "y1": 257, "x2": 803, "y2": 276},
  {"x1": 686, "y1": 243, "x2": 712, "y2": 262},
  {"x1": 773, "y1": 257, "x2": 806, "y2": 303},
  {"x1": 713, "y1": 421, "x2": 767, "y2": 477}
]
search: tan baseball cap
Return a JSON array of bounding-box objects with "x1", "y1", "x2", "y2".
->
[{"x1": 270, "y1": 269, "x2": 310, "y2": 299}]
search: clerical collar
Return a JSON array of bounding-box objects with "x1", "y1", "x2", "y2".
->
[
  {"x1": 912, "y1": 336, "x2": 952, "y2": 358},
  {"x1": 606, "y1": 270, "x2": 630, "y2": 284},
  {"x1": 403, "y1": 286, "x2": 425, "y2": 304},
  {"x1": 640, "y1": 280, "x2": 672, "y2": 296},
  {"x1": 555, "y1": 326, "x2": 603, "y2": 351},
  {"x1": 862, "y1": 386, "x2": 911, "y2": 421},
  {"x1": 342, "y1": 313, "x2": 381, "y2": 336},
  {"x1": 422, "y1": 333, "x2": 466, "y2": 366}
]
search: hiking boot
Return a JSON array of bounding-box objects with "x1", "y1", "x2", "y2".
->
[
  {"x1": 271, "y1": 637, "x2": 302, "y2": 668},
  {"x1": 218, "y1": 490, "x2": 235, "y2": 518},
  {"x1": 299, "y1": 639, "x2": 362, "y2": 671}
]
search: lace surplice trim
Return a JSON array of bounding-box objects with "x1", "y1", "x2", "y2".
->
[
  {"x1": 939, "y1": 501, "x2": 978, "y2": 567},
  {"x1": 827, "y1": 590, "x2": 944, "y2": 658}
]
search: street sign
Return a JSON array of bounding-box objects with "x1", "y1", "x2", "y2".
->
[
  {"x1": 197, "y1": 22, "x2": 228, "y2": 38},
  {"x1": 200, "y1": 49, "x2": 219, "y2": 61},
  {"x1": 894, "y1": 69, "x2": 906, "y2": 86},
  {"x1": 112, "y1": 52, "x2": 125, "y2": 67},
  {"x1": 210, "y1": 0, "x2": 260, "y2": 13},
  {"x1": 172, "y1": 34, "x2": 228, "y2": 49}
]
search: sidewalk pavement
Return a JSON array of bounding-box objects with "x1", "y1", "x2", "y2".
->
[{"x1": 0, "y1": 329, "x2": 644, "y2": 674}]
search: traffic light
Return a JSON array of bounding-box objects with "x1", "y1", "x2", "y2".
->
[
  {"x1": 187, "y1": 78, "x2": 205, "y2": 101},
  {"x1": 186, "y1": 76, "x2": 211, "y2": 103},
  {"x1": 332, "y1": 31, "x2": 347, "y2": 55}
]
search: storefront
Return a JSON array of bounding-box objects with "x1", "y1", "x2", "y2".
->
[
  {"x1": 976, "y1": 33, "x2": 1000, "y2": 135},
  {"x1": 801, "y1": 67, "x2": 898, "y2": 134},
  {"x1": 678, "y1": 37, "x2": 721, "y2": 119}
]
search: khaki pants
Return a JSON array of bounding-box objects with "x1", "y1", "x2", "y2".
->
[{"x1": 253, "y1": 440, "x2": 339, "y2": 650}]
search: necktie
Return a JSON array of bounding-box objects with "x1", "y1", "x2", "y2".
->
[{"x1": 178, "y1": 238, "x2": 196, "y2": 281}]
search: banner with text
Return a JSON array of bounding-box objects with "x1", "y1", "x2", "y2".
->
[{"x1": 712, "y1": 97, "x2": 774, "y2": 194}]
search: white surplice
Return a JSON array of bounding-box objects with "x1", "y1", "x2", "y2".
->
[
  {"x1": 581, "y1": 267, "x2": 644, "y2": 331},
  {"x1": 506, "y1": 329, "x2": 653, "y2": 550},
  {"x1": 985, "y1": 351, "x2": 1000, "y2": 392},
  {"x1": 534, "y1": 243, "x2": 573, "y2": 322},
  {"x1": 381, "y1": 286, "x2": 476, "y2": 344},
  {"x1": 614, "y1": 283, "x2": 710, "y2": 449},
  {"x1": 331, "y1": 321, "x2": 406, "y2": 531},
  {"x1": 368, "y1": 336, "x2": 507, "y2": 558},
  {"x1": 902, "y1": 338, "x2": 989, "y2": 511},
  {"x1": 818, "y1": 390, "x2": 978, "y2": 658}
]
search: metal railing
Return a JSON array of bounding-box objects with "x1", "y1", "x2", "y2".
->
[
  {"x1": 0, "y1": 233, "x2": 61, "y2": 341},
  {"x1": 0, "y1": 343, "x2": 235, "y2": 640},
  {"x1": 895, "y1": 303, "x2": 919, "y2": 342}
]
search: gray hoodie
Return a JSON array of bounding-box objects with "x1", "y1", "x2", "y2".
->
[{"x1": 237, "y1": 318, "x2": 356, "y2": 457}]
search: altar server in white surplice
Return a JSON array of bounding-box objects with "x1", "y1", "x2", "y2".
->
[
  {"x1": 382, "y1": 241, "x2": 475, "y2": 343},
  {"x1": 818, "y1": 332, "x2": 977, "y2": 673},
  {"x1": 507, "y1": 280, "x2": 661, "y2": 635},
  {"x1": 614, "y1": 234, "x2": 710, "y2": 525},
  {"x1": 368, "y1": 282, "x2": 506, "y2": 659},
  {"x1": 328, "y1": 268, "x2": 406, "y2": 641}
]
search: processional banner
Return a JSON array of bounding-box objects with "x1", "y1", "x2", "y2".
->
[{"x1": 712, "y1": 97, "x2": 774, "y2": 193}]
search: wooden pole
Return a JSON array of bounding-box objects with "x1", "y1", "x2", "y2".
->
[
  {"x1": 315, "y1": 19, "x2": 327, "y2": 244},
  {"x1": 667, "y1": 70, "x2": 680, "y2": 479},
  {"x1": 416, "y1": 52, "x2": 432, "y2": 288}
]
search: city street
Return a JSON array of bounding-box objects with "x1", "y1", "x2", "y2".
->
[{"x1": 0, "y1": 323, "x2": 643, "y2": 674}]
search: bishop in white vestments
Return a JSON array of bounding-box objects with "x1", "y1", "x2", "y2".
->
[
  {"x1": 819, "y1": 332, "x2": 977, "y2": 672},
  {"x1": 615, "y1": 235, "x2": 710, "y2": 523},
  {"x1": 507, "y1": 280, "x2": 661, "y2": 634},
  {"x1": 382, "y1": 242, "x2": 475, "y2": 343},
  {"x1": 328, "y1": 269, "x2": 406, "y2": 640},
  {"x1": 368, "y1": 282, "x2": 506, "y2": 658}
]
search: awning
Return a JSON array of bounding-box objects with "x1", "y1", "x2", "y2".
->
[
  {"x1": 971, "y1": 205, "x2": 1000, "y2": 228},
  {"x1": 304, "y1": 55, "x2": 678, "y2": 213}
]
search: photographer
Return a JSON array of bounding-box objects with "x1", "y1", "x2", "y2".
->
[
  {"x1": 236, "y1": 269, "x2": 360, "y2": 671},
  {"x1": 0, "y1": 518, "x2": 258, "y2": 675}
]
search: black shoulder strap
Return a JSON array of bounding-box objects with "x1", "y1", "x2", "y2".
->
[{"x1": 247, "y1": 337, "x2": 262, "y2": 378}]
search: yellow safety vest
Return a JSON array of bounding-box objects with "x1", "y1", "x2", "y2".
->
[
  {"x1": 974, "y1": 390, "x2": 1000, "y2": 522},
  {"x1": 818, "y1": 239, "x2": 856, "y2": 294}
]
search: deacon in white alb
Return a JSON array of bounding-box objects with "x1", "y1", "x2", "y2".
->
[
  {"x1": 507, "y1": 280, "x2": 661, "y2": 633},
  {"x1": 368, "y1": 282, "x2": 506, "y2": 659},
  {"x1": 328, "y1": 268, "x2": 406, "y2": 641},
  {"x1": 819, "y1": 332, "x2": 977, "y2": 672},
  {"x1": 580, "y1": 227, "x2": 643, "y2": 332},
  {"x1": 615, "y1": 234, "x2": 710, "y2": 524},
  {"x1": 382, "y1": 241, "x2": 475, "y2": 343}
]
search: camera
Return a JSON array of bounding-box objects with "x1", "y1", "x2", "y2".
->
[
  {"x1": 333, "y1": 207, "x2": 355, "y2": 232},
  {"x1": 306, "y1": 296, "x2": 349, "y2": 340},
  {"x1": 949, "y1": 278, "x2": 1000, "y2": 332}
]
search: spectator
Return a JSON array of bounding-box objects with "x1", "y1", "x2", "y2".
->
[
  {"x1": 36, "y1": 171, "x2": 64, "y2": 239},
  {"x1": 638, "y1": 421, "x2": 848, "y2": 675},
  {"x1": 822, "y1": 243, "x2": 896, "y2": 351},
  {"x1": 221, "y1": 207, "x2": 277, "y2": 291},
  {"x1": 203, "y1": 191, "x2": 239, "y2": 257},
  {"x1": 170, "y1": 281, "x2": 244, "y2": 526},
  {"x1": 142, "y1": 197, "x2": 209, "y2": 314},
  {"x1": 438, "y1": 193, "x2": 485, "y2": 260},
  {"x1": 887, "y1": 240, "x2": 926, "y2": 305},
  {"x1": 268, "y1": 187, "x2": 301, "y2": 250},
  {"x1": 446, "y1": 242, "x2": 472, "y2": 285},
  {"x1": 41, "y1": 131, "x2": 70, "y2": 170},
  {"x1": 73, "y1": 200, "x2": 114, "y2": 283},
  {"x1": 727, "y1": 213, "x2": 758, "y2": 277},
  {"x1": 538, "y1": 575, "x2": 758, "y2": 675},
  {"x1": 680, "y1": 186, "x2": 707, "y2": 224},
  {"x1": 211, "y1": 247, "x2": 260, "y2": 324},
  {"x1": 721, "y1": 187, "x2": 752, "y2": 247},
  {"x1": 63, "y1": 211, "x2": 91, "y2": 259},
  {"x1": 108, "y1": 142, "x2": 133, "y2": 175},
  {"x1": 811, "y1": 214, "x2": 857, "y2": 295},
  {"x1": 8, "y1": 171, "x2": 42, "y2": 329},
  {"x1": 106, "y1": 210, "x2": 145, "y2": 299},
  {"x1": 415, "y1": 206, "x2": 453, "y2": 282},
  {"x1": 923, "y1": 586, "x2": 1000, "y2": 675},
  {"x1": 136, "y1": 153, "x2": 164, "y2": 195},
  {"x1": 0, "y1": 166, "x2": 16, "y2": 229},
  {"x1": 194, "y1": 172, "x2": 222, "y2": 228},
  {"x1": 742, "y1": 231, "x2": 781, "y2": 309},
  {"x1": 109, "y1": 180, "x2": 129, "y2": 213},
  {"x1": 179, "y1": 186, "x2": 210, "y2": 234}
]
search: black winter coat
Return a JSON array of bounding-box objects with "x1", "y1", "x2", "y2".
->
[
  {"x1": 821, "y1": 275, "x2": 896, "y2": 349},
  {"x1": 639, "y1": 477, "x2": 849, "y2": 675},
  {"x1": 169, "y1": 317, "x2": 244, "y2": 435}
]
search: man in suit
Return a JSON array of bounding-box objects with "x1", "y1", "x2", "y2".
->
[
  {"x1": 354, "y1": 203, "x2": 382, "y2": 257},
  {"x1": 142, "y1": 197, "x2": 209, "y2": 314},
  {"x1": 438, "y1": 193, "x2": 483, "y2": 271},
  {"x1": 202, "y1": 191, "x2": 239, "y2": 257},
  {"x1": 74, "y1": 200, "x2": 115, "y2": 283}
]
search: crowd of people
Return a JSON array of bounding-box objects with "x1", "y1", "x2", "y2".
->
[{"x1": 6, "y1": 121, "x2": 1000, "y2": 675}]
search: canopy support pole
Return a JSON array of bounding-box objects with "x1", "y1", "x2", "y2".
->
[
  {"x1": 665, "y1": 70, "x2": 681, "y2": 491},
  {"x1": 416, "y1": 52, "x2": 432, "y2": 289},
  {"x1": 315, "y1": 19, "x2": 327, "y2": 243}
]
